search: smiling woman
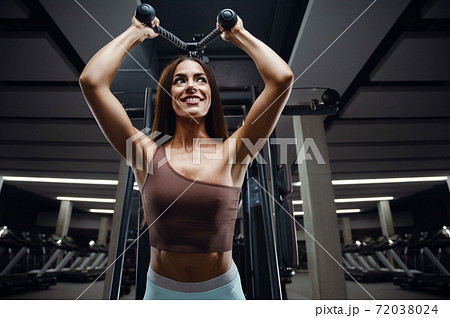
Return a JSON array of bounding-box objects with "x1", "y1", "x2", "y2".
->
[
  {"x1": 151, "y1": 55, "x2": 228, "y2": 142},
  {"x1": 172, "y1": 61, "x2": 210, "y2": 115},
  {"x1": 78, "y1": 11, "x2": 293, "y2": 300}
]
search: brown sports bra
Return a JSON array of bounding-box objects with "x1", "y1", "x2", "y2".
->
[{"x1": 141, "y1": 144, "x2": 241, "y2": 253}]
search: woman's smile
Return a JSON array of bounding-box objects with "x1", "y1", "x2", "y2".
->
[
  {"x1": 171, "y1": 60, "x2": 211, "y2": 117},
  {"x1": 180, "y1": 94, "x2": 205, "y2": 105}
]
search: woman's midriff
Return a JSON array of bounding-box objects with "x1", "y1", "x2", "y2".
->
[{"x1": 150, "y1": 246, "x2": 233, "y2": 282}]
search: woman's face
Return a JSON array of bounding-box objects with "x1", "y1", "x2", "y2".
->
[{"x1": 171, "y1": 60, "x2": 211, "y2": 119}]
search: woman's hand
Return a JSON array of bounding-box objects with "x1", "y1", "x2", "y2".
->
[
  {"x1": 131, "y1": 16, "x2": 160, "y2": 42},
  {"x1": 216, "y1": 16, "x2": 244, "y2": 43}
]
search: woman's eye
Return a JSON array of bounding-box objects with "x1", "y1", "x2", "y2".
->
[{"x1": 173, "y1": 77, "x2": 207, "y2": 85}]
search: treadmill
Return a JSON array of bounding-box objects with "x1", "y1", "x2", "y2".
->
[
  {"x1": 56, "y1": 237, "x2": 107, "y2": 283},
  {"x1": 0, "y1": 226, "x2": 57, "y2": 295},
  {"x1": 394, "y1": 226, "x2": 450, "y2": 294}
]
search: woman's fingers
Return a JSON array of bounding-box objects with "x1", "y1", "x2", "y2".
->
[
  {"x1": 217, "y1": 16, "x2": 243, "y2": 42},
  {"x1": 216, "y1": 22, "x2": 224, "y2": 32},
  {"x1": 132, "y1": 18, "x2": 158, "y2": 39},
  {"x1": 151, "y1": 17, "x2": 160, "y2": 28},
  {"x1": 149, "y1": 17, "x2": 160, "y2": 38},
  {"x1": 131, "y1": 15, "x2": 159, "y2": 29}
]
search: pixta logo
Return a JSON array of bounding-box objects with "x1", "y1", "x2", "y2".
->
[
  {"x1": 125, "y1": 128, "x2": 172, "y2": 175},
  {"x1": 126, "y1": 128, "x2": 326, "y2": 175}
]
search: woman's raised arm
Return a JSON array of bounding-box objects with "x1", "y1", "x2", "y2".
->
[
  {"x1": 220, "y1": 17, "x2": 294, "y2": 166},
  {"x1": 79, "y1": 17, "x2": 159, "y2": 160}
]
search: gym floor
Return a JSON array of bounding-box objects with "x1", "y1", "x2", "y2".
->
[
  {"x1": 285, "y1": 271, "x2": 449, "y2": 300},
  {"x1": 1, "y1": 271, "x2": 448, "y2": 300}
]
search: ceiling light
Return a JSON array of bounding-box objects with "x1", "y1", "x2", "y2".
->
[
  {"x1": 57, "y1": 197, "x2": 116, "y2": 203},
  {"x1": 90, "y1": 209, "x2": 114, "y2": 214},
  {"x1": 293, "y1": 197, "x2": 393, "y2": 205},
  {"x1": 335, "y1": 196, "x2": 394, "y2": 203},
  {"x1": 292, "y1": 176, "x2": 447, "y2": 187},
  {"x1": 294, "y1": 209, "x2": 361, "y2": 216},
  {"x1": 331, "y1": 176, "x2": 447, "y2": 185},
  {"x1": 337, "y1": 209, "x2": 361, "y2": 213},
  {"x1": 3, "y1": 176, "x2": 118, "y2": 185}
]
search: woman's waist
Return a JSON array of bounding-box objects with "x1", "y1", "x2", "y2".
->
[
  {"x1": 147, "y1": 218, "x2": 236, "y2": 253},
  {"x1": 149, "y1": 246, "x2": 233, "y2": 282}
]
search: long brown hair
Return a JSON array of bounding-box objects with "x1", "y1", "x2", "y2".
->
[{"x1": 151, "y1": 56, "x2": 229, "y2": 140}]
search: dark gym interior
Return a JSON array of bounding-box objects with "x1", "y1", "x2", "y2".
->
[{"x1": 0, "y1": 0, "x2": 449, "y2": 300}]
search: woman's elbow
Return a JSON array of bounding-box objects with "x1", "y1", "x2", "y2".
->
[
  {"x1": 270, "y1": 70, "x2": 294, "y2": 89},
  {"x1": 280, "y1": 70, "x2": 294, "y2": 86},
  {"x1": 79, "y1": 72, "x2": 100, "y2": 90},
  {"x1": 78, "y1": 72, "x2": 92, "y2": 88}
]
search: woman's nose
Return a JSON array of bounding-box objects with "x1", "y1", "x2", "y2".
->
[{"x1": 186, "y1": 81, "x2": 197, "y2": 92}]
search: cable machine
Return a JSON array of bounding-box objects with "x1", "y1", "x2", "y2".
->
[{"x1": 106, "y1": 4, "x2": 340, "y2": 300}]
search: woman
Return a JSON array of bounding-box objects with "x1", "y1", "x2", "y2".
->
[{"x1": 79, "y1": 13, "x2": 293, "y2": 300}]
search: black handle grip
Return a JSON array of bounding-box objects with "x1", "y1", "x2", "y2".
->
[
  {"x1": 135, "y1": 4, "x2": 156, "y2": 25},
  {"x1": 217, "y1": 9, "x2": 237, "y2": 31}
]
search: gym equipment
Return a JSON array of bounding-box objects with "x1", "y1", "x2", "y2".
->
[
  {"x1": 108, "y1": 169, "x2": 135, "y2": 299},
  {"x1": 106, "y1": 3, "x2": 343, "y2": 299},
  {"x1": 133, "y1": 4, "x2": 340, "y2": 114},
  {"x1": 282, "y1": 87, "x2": 340, "y2": 116},
  {"x1": 135, "y1": 4, "x2": 237, "y2": 61},
  {"x1": 0, "y1": 226, "x2": 57, "y2": 295},
  {"x1": 343, "y1": 235, "x2": 420, "y2": 283},
  {"x1": 56, "y1": 238, "x2": 108, "y2": 283},
  {"x1": 372, "y1": 235, "x2": 418, "y2": 278},
  {"x1": 238, "y1": 88, "x2": 283, "y2": 299},
  {"x1": 27, "y1": 234, "x2": 74, "y2": 278},
  {"x1": 394, "y1": 226, "x2": 450, "y2": 294},
  {"x1": 268, "y1": 127, "x2": 299, "y2": 299},
  {"x1": 343, "y1": 238, "x2": 384, "y2": 282},
  {"x1": 28, "y1": 234, "x2": 108, "y2": 283}
]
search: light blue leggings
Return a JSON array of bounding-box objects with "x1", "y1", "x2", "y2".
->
[{"x1": 143, "y1": 260, "x2": 246, "y2": 300}]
